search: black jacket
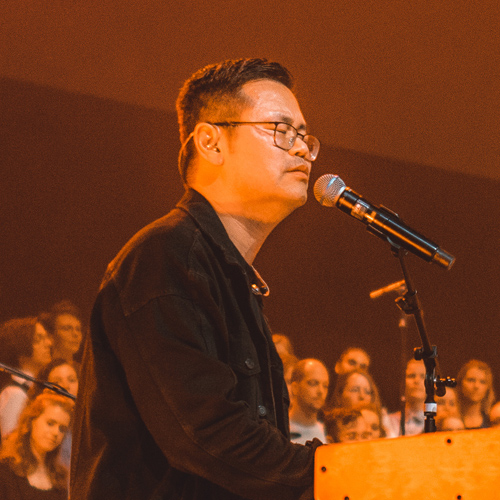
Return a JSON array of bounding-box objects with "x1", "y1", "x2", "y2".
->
[{"x1": 70, "y1": 189, "x2": 319, "y2": 500}]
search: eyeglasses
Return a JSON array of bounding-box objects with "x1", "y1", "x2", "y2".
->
[{"x1": 211, "y1": 121, "x2": 320, "y2": 161}]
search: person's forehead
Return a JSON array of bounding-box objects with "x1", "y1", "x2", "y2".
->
[
  {"x1": 466, "y1": 367, "x2": 486, "y2": 378},
  {"x1": 239, "y1": 79, "x2": 306, "y2": 128},
  {"x1": 346, "y1": 350, "x2": 369, "y2": 362},
  {"x1": 406, "y1": 360, "x2": 424, "y2": 373},
  {"x1": 347, "y1": 373, "x2": 369, "y2": 386},
  {"x1": 56, "y1": 313, "x2": 80, "y2": 324},
  {"x1": 303, "y1": 361, "x2": 329, "y2": 379}
]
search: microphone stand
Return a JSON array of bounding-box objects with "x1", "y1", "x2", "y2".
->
[
  {"x1": 0, "y1": 362, "x2": 76, "y2": 401},
  {"x1": 370, "y1": 279, "x2": 408, "y2": 435},
  {"x1": 393, "y1": 247, "x2": 455, "y2": 433}
]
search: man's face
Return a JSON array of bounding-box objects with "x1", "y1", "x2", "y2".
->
[
  {"x1": 461, "y1": 367, "x2": 488, "y2": 404},
  {"x1": 217, "y1": 79, "x2": 312, "y2": 219},
  {"x1": 405, "y1": 360, "x2": 426, "y2": 403},
  {"x1": 292, "y1": 362, "x2": 329, "y2": 414},
  {"x1": 336, "y1": 349, "x2": 370, "y2": 375},
  {"x1": 55, "y1": 314, "x2": 82, "y2": 356}
]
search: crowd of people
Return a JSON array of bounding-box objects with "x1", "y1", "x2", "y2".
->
[
  {"x1": 0, "y1": 302, "x2": 497, "y2": 498},
  {"x1": 0, "y1": 301, "x2": 82, "y2": 498},
  {"x1": 2, "y1": 302, "x2": 496, "y2": 497},
  {"x1": 275, "y1": 335, "x2": 499, "y2": 445}
]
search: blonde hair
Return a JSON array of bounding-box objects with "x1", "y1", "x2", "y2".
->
[{"x1": 0, "y1": 393, "x2": 74, "y2": 489}]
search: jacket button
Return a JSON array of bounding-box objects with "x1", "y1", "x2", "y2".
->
[
  {"x1": 258, "y1": 405, "x2": 267, "y2": 417},
  {"x1": 245, "y1": 358, "x2": 255, "y2": 370}
]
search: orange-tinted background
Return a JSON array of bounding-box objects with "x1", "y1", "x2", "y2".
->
[{"x1": 1, "y1": 2, "x2": 499, "y2": 410}]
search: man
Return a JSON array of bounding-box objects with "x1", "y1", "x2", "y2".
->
[
  {"x1": 45, "y1": 300, "x2": 83, "y2": 364},
  {"x1": 334, "y1": 347, "x2": 370, "y2": 375},
  {"x1": 70, "y1": 58, "x2": 322, "y2": 500},
  {"x1": 288, "y1": 359, "x2": 329, "y2": 444}
]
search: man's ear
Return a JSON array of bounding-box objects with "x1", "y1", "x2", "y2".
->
[{"x1": 192, "y1": 123, "x2": 223, "y2": 165}]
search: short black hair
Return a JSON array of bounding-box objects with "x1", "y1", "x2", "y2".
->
[{"x1": 176, "y1": 58, "x2": 294, "y2": 180}]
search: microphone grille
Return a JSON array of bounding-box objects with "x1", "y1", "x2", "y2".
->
[{"x1": 313, "y1": 174, "x2": 346, "y2": 207}]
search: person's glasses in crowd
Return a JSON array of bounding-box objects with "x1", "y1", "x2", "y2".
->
[{"x1": 211, "y1": 121, "x2": 320, "y2": 162}]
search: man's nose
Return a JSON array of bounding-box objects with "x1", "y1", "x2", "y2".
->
[{"x1": 289, "y1": 136, "x2": 310, "y2": 159}]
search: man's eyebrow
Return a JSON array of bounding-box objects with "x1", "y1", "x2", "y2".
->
[{"x1": 271, "y1": 113, "x2": 307, "y2": 132}]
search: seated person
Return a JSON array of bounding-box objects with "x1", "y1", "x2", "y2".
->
[
  {"x1": 385, "y1": 359, "x2": 426, "y2": 437},
  {"x1": 334, "y1": 347, "x2": 370, "y2": 375},
  {"x1": 0, "y1": 316, "x2": 53, "y2": 439},
  {"x1": 489, "y1": 401, "x2": 500, "y2": 427},
  {"x1": 329, "y1": 369, "x2": 382, "y2": 414},
  {"x1": 455, "y1": 359, "x2": 495, "y2": 429},
  {"x1": 323, "y1": 407, "x2": 368, "y2": 443},
  {"x1": 435, "y1": 415, "x2": 465, "y2": 432},
  {"x1": 28, "y1": 358, "x2": 79, "y2": 470},
  {"x1": 359, "y1": 404, "x2": 386, "y2": 440},
  {"x1": 289, "y1": 359, "x2": 329, "y2": 444},
  {"x1": 44, "y1": 301, "x2": 84, "y2": 369},
  {"x1": 436, "y1": 386, "x2": 459, "y2": 420},
  {"x1": 0, "y1": 393, "x2": 74, "y2": 499}
]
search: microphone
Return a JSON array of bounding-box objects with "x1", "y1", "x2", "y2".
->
[
  {"x1": 313, "y1": 174, "x2": 455, "y2": 269},
  {"x1": 369, "y1": 280, "x2": 407, "y2": 299}
]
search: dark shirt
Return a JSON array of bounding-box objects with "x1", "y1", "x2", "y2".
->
[
  {"x1": 70, "y1": 189, "x2": 319, "y2": 500},
  {"x1": 0, "y1": 462, "x2": 67, "y2": 500}
]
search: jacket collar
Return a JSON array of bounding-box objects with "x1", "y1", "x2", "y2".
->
[{"x1": 177, "y1": 189, "x2": 269, "y2": 296}]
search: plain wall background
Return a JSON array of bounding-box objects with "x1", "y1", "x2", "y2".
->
[{"x1": 2, "y1": 78, "x2": 499, "y2": 411}]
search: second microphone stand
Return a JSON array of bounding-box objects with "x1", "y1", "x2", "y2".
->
[{"x1": 393, "y1": 247, "x2": 455, "y2": 433}]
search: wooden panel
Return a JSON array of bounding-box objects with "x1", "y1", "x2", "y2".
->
[{"x1": 315, "y1": 427, "x2": 500, "y2": 500}]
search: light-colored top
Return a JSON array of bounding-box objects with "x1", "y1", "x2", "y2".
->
[
  {"x1": 384, "y1": 410, "x2": 425, "y2": 438},
  {"x1": 289, "y1": 420, "x2": 326, "y2": 444},
  {"x1": 0, "y1": 374, "x2": 32, "y2": 439}
]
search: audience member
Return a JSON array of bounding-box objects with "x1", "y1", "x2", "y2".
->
[
  {"x1": 436, "y1": 386, "x2": 458, "y2": 420},
  {"x1": 385, "y1": 359, "x2": 425, "y2": 437},
  {"x1": 0, "y1": 317, "x2": 53, "y2": 439},
  {"x1": 44, "y1": 301, "x2": 83, "y2": 368},
  {"x1": 359, "y1": 404, "x2": 386, "y2": 440},
  {"x1": 330, "y1": 369, "x2": 382, "y2": 413},
  {"x1": 435, "y1": 415, "x2": 465, "y2": 432},
  {"x1": 456, "y1": 359, "x2": 495, "y2": 429},
  {"x1": 28, "y1": 358, "x2": 79, "y2": 470},
  {"x1": 272, "y1": 334, "x2": 295, "y2": 360},
  {"x1": 489, "y1": 401, "x2": 500, "y2": 427},
  {"x1": 323, "y1": 407, "x2": 368, "y2": 443},
  {"x1": 334, "y1": 347, "x2": 370, "y2": 375},
  {"x1": 272, "y1": 334, "x2": 299, "y2": 398},
  {"x1": 289, "y1": 359, "x2": 329, "y2": 444},
  {"x1": 0, "y1": 393, "x2": 73, "y2": 499}
]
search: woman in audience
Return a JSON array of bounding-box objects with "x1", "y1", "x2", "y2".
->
[
  {"x1": 436, "y1": 386, "x2": 459, "y2": 420},
  {"x1": 385, "y1": 359, "x2": 426, "y2": 437},
  {"x1": 359, "y1": 404, "x2": 386, "y2": 440},
  {"x1": 330, "y1": 369, "x2": 382, "y2": 413},
  {"x1": 456, "y1": 359, "x2": 495, "y2": 429},
  {"x1": 0, "y1": 316, "x2": 53, "y2": 439},
  {"x1": 0, "y1": 393, "x2": 73, "y2": 499},
  {"x1": 435, "y1": 415, "x2": 465, "y2": 432},
  {"x1": 28, "y1": 358, "x2": 79, "y2": 470}
]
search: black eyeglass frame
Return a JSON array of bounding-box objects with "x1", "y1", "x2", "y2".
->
[{"x1": 211, "y1": 121, "x2": 320, "y2": 161}]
